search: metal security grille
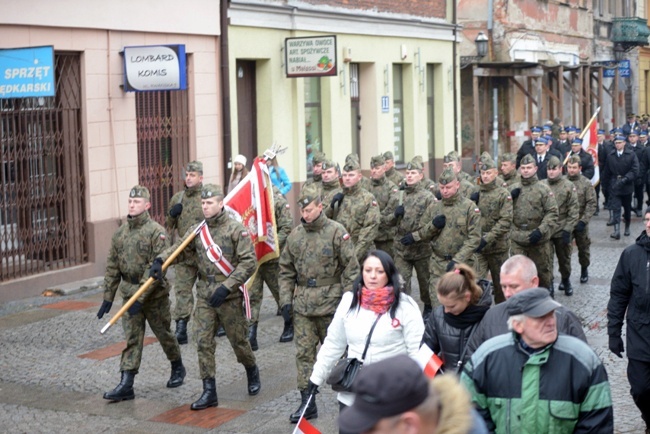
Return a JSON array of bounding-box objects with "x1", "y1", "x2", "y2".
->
[
  {"x1": 0, "y1": 53, "x2": 87, "y2": 282},
  {"x1": 135, "y1": 90, "x2": 189, "y2": 225}
]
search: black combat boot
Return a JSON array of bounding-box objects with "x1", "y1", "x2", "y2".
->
[
  {"x1": 215, "y1": 324, "x2": 226, "y2": 337},
  {"x1": 175, "y1": 319, "x2": 188, "y2": 345},
  {"x1": 607, "y1": 210, "x2": 615, "y2": 226},
  {"x1": 562, "y1": 279, "x2": 573, "y2": 296},
  {"x1": 191, "y1": 378, "x2": 218, "y2": 410},
  {"x1": 580, "y1": 267, "x2": 589, "y2": 283},
  {"x1": 245, "y1": 364, "x2": 261, "y2": 395},
  {"x1": 624, "y1": 220, "x2": 631, "y2": 236},
  {"x1": 103, "y1": 370, "x2": 135, "y2": 401},
  {"x1": 422, "y1": 305, "x2": 433, "y2": 320},
  {"x1": 611, "y1": 223, "x2": 620, "y2": 240},
  {"x1": 248, "y1": 323, "x2": 258, "y2": 351},
  {"x1": 289, "y1": 390, "x2": 318, "y2": 423},
  {"x1": 280, "y1": 321, "x2": 294, "y2": 342},
  {"x1": 167, "y1": 359, "x2": 186, "y2": 388}
]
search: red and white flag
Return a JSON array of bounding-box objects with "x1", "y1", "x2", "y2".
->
[
  {"x1": 581, "y1": 118, "x2": 600, "y2": 186},
  {"x1": 415, "y1": 344, "x2": 444, "y2": 378},
  {"x1": 292, "y1": 394, "x2": 321, "y2": 434}
]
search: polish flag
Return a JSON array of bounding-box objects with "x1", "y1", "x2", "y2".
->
[
  {"x1": 292, "y1": 398, "x2": 321, "y2": 434},
  {"x1": 415, "y1": 344, "x2": 444, "y2": 378},
  {"x1": 581, "y1": 119, "x2": 600, "y2": 186}
]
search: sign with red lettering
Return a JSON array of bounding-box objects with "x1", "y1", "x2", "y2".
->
[{"x1": 123, "y1": 45, "x2": 187, "y2": 92}]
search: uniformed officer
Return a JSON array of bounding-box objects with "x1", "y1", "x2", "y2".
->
[
  {"x1": 151, "y1": 184, "x2": 260, "y2": 410},
  {"x1": 383, "y1": 150, "x2": 405, "y2": 186},
  {"x1": 508, "y1": 154, "x2": 559, "y2": 292},
  {"x1": 303, "y1": 151, "x2": 326, "y2": 193},
  {"x1": 542, "y1": 157, "x2": 579, "y2": 296},
  {"x1": 387, "y1": 157, "x2": 437, "y2": 317},
  {"x1": 475, "y1": 156, "x2": 513, "y2": 303},
  {"x1": 517, "y1": 126, "x2": 541, "y2": 167},
  {"x1": 533, "y1": 137, "x2": 562, "y2": 180},
  {"x1": 279, "y1": 187, "x2": 359, "y2": 423},
  {"x1": 368, "y1": 154, "x2": 399, "y2": 258},
  {"x1": 602, "y1": 135, "x2": 640, "y2": 239},
  {"x1": 327, "y1": 159, "x2": 380, "y2": 262},
  {"x1": 627, "y1": 129, "x2": 646, "y2": 217},
  {"x1": 556, "y1": 127, "x2": 572, "y2": 157},
  {"x1": 319, "y1": 159, "x2": 342, "y2": 205},
  {"x1": 165, "y1": 161, "x2": 205, "y2": 345},
  {"x1": 567, "y1": 138, "x2": 595, "y2": 181},
  {"x1": 99, "y1": 185, "x2": 185, "y2": 402},
  {"x1": 415, "y1": 167, "x2": 482, "y2": 301},
  {"x1": 247, "y1": 185, "x2": 294, "y2": 351},
  {"x1": 567, "y1": 155, "x2": 597, "y2": 284},
  {"x1": 500, "y1": 152, "x2": 521, "y2": 188}
]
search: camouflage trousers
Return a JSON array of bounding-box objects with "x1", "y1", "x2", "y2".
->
[
  {"x1": 294, "y1": 313, "x2": 334, "y2": 390},
  {"x1": 477, "y1": 250, "x2": 510, "y2": 304},
  {"x1": 573, "y1": 226, "x2": 591, "y2": 269},
  {"x1": 394, "y1": 253, "x2": 432, "y2": 307},
  {"x1": 374, "y1": 240, "x2": 394, "y2": 260},
  {"x1": 511, "y1": 240, "x2": 553, "y2": 290},
  {"x1": 172, "y1": 260, "x2": 197, "y2": 321},
  {"x1": 120, "y1": 295, "x2": 181, "y2": 372},
  {"x1": 249, "y1": 259, "x2": 281, "y2": 325},
  {"x1": 194, "y1": 295, "x2": 256, "y2": 379},
  {"x1": 550, "y1": 236, "x2": 573, "y2": 280}
]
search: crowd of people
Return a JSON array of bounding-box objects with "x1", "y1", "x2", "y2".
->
[{"x1": 95, "y1": 127, "x2": 650, "y2": 433}]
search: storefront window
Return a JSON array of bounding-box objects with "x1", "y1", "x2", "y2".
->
[
  {"x1": 392, "y1": 65, "x2": 404, "y2": 163},
  {"x1": 305, "y1": 77, "x2": 322, "y2": 174}
]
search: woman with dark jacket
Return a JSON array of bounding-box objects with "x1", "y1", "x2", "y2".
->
[{"x1": 422, "y1": 264, "x2": 492, "y2": 373}]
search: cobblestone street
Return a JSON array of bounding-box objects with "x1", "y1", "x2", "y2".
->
[{"x1": 0, "y1": 210, "x2": 646, "y2": 433}]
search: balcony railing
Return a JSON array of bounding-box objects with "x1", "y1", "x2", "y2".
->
[{"x1": 611, "y1": 17, "x2": 650, "y2": 49}]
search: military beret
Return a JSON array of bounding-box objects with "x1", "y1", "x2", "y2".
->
[
  {"x1": 534, "y1": 137, "x2": 548, "y2": 145},
  {"x1": 438, "y1": 166, "x2": 457, "y2": 185},
  {"x1": 383, "y1": 151, "x2": 395, "y2": 161},
  {"x1": 406, "y1": 157, "x2": 423, "y2": 171},
  {"x1": 572, "y1": 138, "x2": 583, "y2": 145},
  {"x1": 501, "y1": 152, "x2": 517, "y2": 163},
  {"x1": 345, "y1": 153, "x2": 360, "y2": 164},
  {"x1": 321, "y1": 159, "x2": 337, "y2": 171},
  {"x1": 186, "y1": 160, "x2": 203, "y2": 174},
  {"x1": 629, "y1": 129, "x2": 640, "y2": 136},
  {"x1": 201, "y1": 184, "x2": 224, "y2": 199},
  {"x1": 443, "y1": 153, "x2": 461, "y2": 164},
  {"x1": 615, "y1": 135, "x2": 627, "y2": 142},
  {"x1": 129, "y1": 185, "x2": 150, "y2": 199},
  {"x1": 547, "y1": 156, "x2": 561, "y2": 169},
  {"x1": 479, "y1": 156, "x2": 497, "y2": 171},
  {"x1": 520, "y1": 154, "x2": 537, "y2": 166},
  {"x1": 343, "y1": 159, "x2": 361, "y2": 172},
  {"x1": 531, "y1": 126, "x2": 542, "y2": 133},
  {"x1": 297, "y1": 186, "x2": 321, "y2": 208},
  {"x1": 312, "y1": 151, "x2": 327, "y2": 165},
  {"x1": 370, "y1": 155, "x2": 386, "y2": 168},
  {"x1": 567, "y1": 155, "x2": 582, "y2": 165},
  {"x1": 597, "y1": 129, "x2": 606, "y2": 135}
]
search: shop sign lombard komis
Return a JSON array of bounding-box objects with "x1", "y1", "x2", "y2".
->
[
  {"x1": 0, "y1": 46, "x2": 55, "y2": 99},
  {"x1": 123, "y1": 45, "x2": 187, "y2": 92}
]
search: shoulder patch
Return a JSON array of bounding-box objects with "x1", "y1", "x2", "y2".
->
[
  {"x1": 342, "y1": 233, "x2": 350, "y2": 241},
  {"x1": 159, "y1": 234, "x2": 166, "y2": 240},
  {"x1": 241, "y1": 231, "x2": 249, "y2": 237},
  {"x1": 285, "y1": 204, "x2": 291, "y2": 209},
  {"x1": 549, "y1": 191, "x2": 554, "y2": 196},
  {"x1": 371, "y1": 200, "x2": 378, "y2": 207},
  {"x1": 474, "y1": 208, "x2": 480, "y2": 213},
  {"x1": 506, "y1": 196, "x2": 512, "y2": 201},
  {"x1": 392, "y1": 188, "x2": 398, "y2": 193}
]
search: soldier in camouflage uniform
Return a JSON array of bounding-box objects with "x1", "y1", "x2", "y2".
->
[
  {"x1": 474, "y1": 156, "x2": 513, "y2": 303},
  {"x1": 279, "y1": 188, "x2": 359, "y2": 423},
  {"x1": 542, "y1": 156, "x2": 579, "y2": 296},
  {"x1": 500, "y1": 152, "x2": 521, "y2": 188},
  {"x1": 248, "y1": 185, "x2": 294, "y2": 351},
  {"x1": 567, "y1": 155, "x2": 597, "y2": 284},
  {"x1": 319, "y1": 159, "x2": 342, "y2": 205},
  {"x1": 509, "y1": 154, "x2": 559, "y2": 292},
  {"x1": 152, "y1": 184, "x2": 260, "y2": 410},
  {"x1": 98, "y1": 185, "x2": 185, "y2": 402},
  {"x1": 165, "y1": 161, "x2": 205, "y2": 344},
  {"x1": 387, "y1": 158, "x2": 437, "y2": 317},
  {"x1": 383, "y1": 150, "x2": 405, "y2": 186},
  {"x1": 411, "y1": 155, "x2": 438, "y2": 196},
  {"x1": 369, "y1": 154, "x2": 399, "y2": 258},
  {"x1": 444, "y1": 152, "x2": 478, "y2": 198},
  {"x1": 479, "y1": 151, "x2": 505, "y2": 186},
  {"x1": 415, "y1": 167, "x2": 482, "y2": 302},
  {"x1": 302, "y1": 151, "x2": 326, "y2": 193},
  {"x1": 326, "y1": 159, "x2": 380, "y2": 263},
  {"x1": 345, "y1": 153, "x2": 373, "y2": 192}
]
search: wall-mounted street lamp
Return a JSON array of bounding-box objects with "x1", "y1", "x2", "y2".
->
[
  {"x1": 461, "y1": 31, "x2": 489, "y2": 68},
  {"x1": 613, "y1": 43, "x2": 626, "y2": 62}
]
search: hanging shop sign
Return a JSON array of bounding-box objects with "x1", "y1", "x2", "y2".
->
[
  {"x1": 285, "y1": 35, "x2": 337, "y2": 78},
  {"x1": 0, "y1": 46, "x2": 55, "y2": 99},
  {"x1": 123, "y1": 45, "x2": 187, "y2": 92}
]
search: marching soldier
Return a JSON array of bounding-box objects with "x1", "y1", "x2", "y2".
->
[
  {"x1": 151, "y1": 184, "x2": 260, "y2": 410},
  {"x1": 319, "y1": 159, "x2": 342, "y2": 206},
  {"x1": 443, "y1": 152, "x2": 477, "y2": 198},
  {"x1": 303, "y1": 151, "x2": 326, "y2": 193},
  {"x1": 383, "y1": 150, "x2": 405, "y2": 186},
  {"x1": 345, "y1": 153, "x2": 373, "y2": 192},
  {"x1": 410, "y1": 155, "x2": 438, "y2": 196},
  {"x1": 542, "y1": 157, "x2": 579, "y2": 296},
  {"x1": 475, "y1": 156, "x2": 513, "y2": 304},
  {"x1": 602, "y1": 135, "x2": 639, "y2": 239},
  {"x1": 479, "y1": 151, "x2": 504, "y2": 187},
  {"x1": 327, "y1": 159, "x2": 380, "y2": 262},
  {"x1": 279, "y1": 187, "x2": 359, "y2": 423},
  {"x1": 415, "y1": 167, "x2": 482, "y2": 300},
  {"x1": 165, "y1": 161, "x2": 205, "y2": 344},
  {"x1": 99, "y1": 185, "x2": 185, "y2": 402},
  {"x1": 508, "y1": 154, "x2": 559, "y2": 291},
  {"x1": 567, "y1": 155, "x2": 597, "y2": 284},
  {"x1": 387, "y1": 157, "x2": 437, "y2": 317},
  {"x1": 368, "y1": 154, "x2": 399, "y2": 258},
  {"x1": 500, "y1": 152, "x2": 521, "y2": 188},
  {"x1": 247, "y1": 185, "x2": 294, "y2": 351}
]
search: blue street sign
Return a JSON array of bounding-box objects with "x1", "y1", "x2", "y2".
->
[
  {"x1": 0, "y1": 46, "x2": 55, "y2": 99},
  {"x1": 595, "y1": 60, "x2": 630, "y2": 78}
]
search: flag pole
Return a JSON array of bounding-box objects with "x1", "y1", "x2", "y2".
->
[
  {"x1": 564, "y1": 106, "x2": 601, "y2": 166},
  {"x1": 291, "y1": 393, "x2": 315, "y2": 434}
]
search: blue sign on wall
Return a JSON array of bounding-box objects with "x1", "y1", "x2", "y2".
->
[
  {"x1": 595, "y1": 60, "x2": 631, "y2": 78},
  {"x1": 0, "y1": 46, "x2": 55, "y2": 99}
]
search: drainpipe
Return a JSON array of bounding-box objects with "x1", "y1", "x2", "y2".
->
[
  {"x1": 453, "y1": 0, "x2": 459, "y2": 152},
  {"x1": 221, "y1": 0, "x2": 232, "y2": 186},
  {"x1": 488, "y1": 0, "x2": 494, "y2": 61}
]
